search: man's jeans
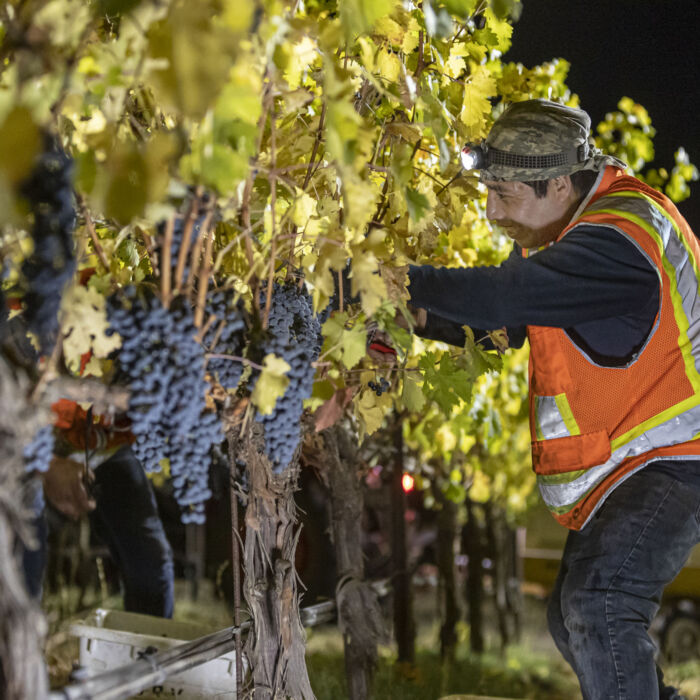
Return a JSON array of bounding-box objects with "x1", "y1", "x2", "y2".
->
[
  {"x1": 547, "y1": 463, "x2": 700, "y2": 700},
  {"x1": 23, "y1": 446, "x2": 174, "y2": 618}
]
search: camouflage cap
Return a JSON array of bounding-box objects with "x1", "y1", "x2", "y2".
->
[{"x1": 480, "y1": 99, "x2": 626, "y2": 182}]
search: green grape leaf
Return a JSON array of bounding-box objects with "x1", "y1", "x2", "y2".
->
[
  {"x1": 419, "y1": 351, "x2": 473, "y2": 413},
  {"x1": 147, "y1": 2, "x2": 240, "y2": 119},
  {"x1": 0, "y1": 107, "x2": 40, "y2": 186},
  {"x1": 322, "y1": 312, "x2": 368, "y2": 369},
  {"x1": 405, "y1": 187, "x2": 430, "y2": 222},
  {"x1": 402, "y1": 372, "x2": 426, "y2": 413},
  {"x1": 441, "y1": 0, "x2": 477, "y2": 20},
  {"x1": 339, "y1": 0, "x2": 400, "y2": 40}
]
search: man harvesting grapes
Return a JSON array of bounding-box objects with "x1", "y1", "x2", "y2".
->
[{"x1": 407, "y1": 99, "x2": 700, "y2": 700}]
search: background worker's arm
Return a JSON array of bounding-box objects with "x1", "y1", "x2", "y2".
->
[{"x1": 42, "y1": 456, "x2": 96, "y2": 520}]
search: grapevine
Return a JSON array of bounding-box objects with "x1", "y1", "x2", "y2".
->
[{"x1": 254, "y1": 282, "x2": 322, "y2": 473}]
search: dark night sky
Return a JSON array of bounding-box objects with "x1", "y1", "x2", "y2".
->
[{"x1": 505, "y1": 0, "x2": 700, "y2": 230}]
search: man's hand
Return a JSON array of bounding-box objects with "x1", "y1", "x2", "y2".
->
[
  {"x1": 367, "y1": 329, "x2": 398, "y2": 365},
  {"x1": 395, "y1": 305, "x2": 427, "y2": 332},
  {"x1": 43, "y1": 456, "x2": 96, "y2": 519}
]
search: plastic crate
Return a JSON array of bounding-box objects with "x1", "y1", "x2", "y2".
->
[{"x1": 70, "y1": 608, "x2": 243, "y2": 699}]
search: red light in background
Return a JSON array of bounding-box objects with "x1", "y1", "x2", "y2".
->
[{"x1": 402, "y1": 473, "x2": 415, "y2": 493}]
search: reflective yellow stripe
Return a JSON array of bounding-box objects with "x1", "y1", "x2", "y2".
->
[
  {"x1": 523, "y1": 244, "x2": 549, "y2": 258},
  {"x1": 611, "y1": 394, "x2": 700, "y2": 452},
  {"x1": 537, "y1": 468, "x2": 586, "y2": 485},
  {"x1": 585, "y1": 202, "x2": 700, "y2": 395},
  {"x1": 545, "y1": 487, "x2": 594, "y2": 516},
  {"x1": 554, "y1": 393, "x2": 580, "y2": 436},
  {"x1": 607, "y1": 191, "x2": 700, "y2": 288}
]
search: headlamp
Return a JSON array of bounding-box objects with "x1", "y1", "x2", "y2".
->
[
  {"x1": 460, "y1": 143, "x2": 488, "y2": 171},
  {"x1": 460, "y1": 140, "x2": 591, "y2": 172}
]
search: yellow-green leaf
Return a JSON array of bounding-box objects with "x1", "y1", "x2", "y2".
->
[
  {"x1": 402, "y1": 372, "x2": 426, "y2": 413},
  {"x1": 377, "y1": 49, "x2": 401, "y2": 84},
  {"x1": 0, "y1": 107, "x2": 40, "y2": 186},
  {"x1": 61, "y1": 285, "x2": 122, "y2": 375},
  {"x1": 461, "y1": 65, "x2": 496, "y2": 133},
  {"x1": 251, "y1": 354, "x2": 291, "y2": 415},
  {"x1": 355, "y1": 386, "x2": 391, "y2": 435},
  {"x1": 322, "y1": 312, "x2": 367, "y2": 369}
]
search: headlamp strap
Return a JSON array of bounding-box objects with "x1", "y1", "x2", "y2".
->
[{"x1": 486, "y1": 143, "x2": 589, "y2": 170}]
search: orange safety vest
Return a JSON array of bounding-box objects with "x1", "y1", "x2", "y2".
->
[{"x1": 526, "y1": 166, "x2": 700, "y2": 530}]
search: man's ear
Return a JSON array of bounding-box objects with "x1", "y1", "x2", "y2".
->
[{"x1": 550, "y1": 174, "x2": 575, "y2": 202}]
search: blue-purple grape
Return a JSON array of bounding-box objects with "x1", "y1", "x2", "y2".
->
[
  {"x1": 254, "y1": 282, "x2": 322, "y2": 473},
  {"x1": 202, "y1": 290, "x2": 246, "y2": 389},
  {"x1": 20, "y1": 143, "x2": 76, "y2": 353},
  {"x1": 23, "y1": 425, "x2": 55, "y2": 474},
  {"x1": 107, "y1": 289, "x2": 222, "y2": 523}
]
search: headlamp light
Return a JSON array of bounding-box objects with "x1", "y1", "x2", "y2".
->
[{"x1": 460, "y1": 143, "x2": 488, "y2": 171}]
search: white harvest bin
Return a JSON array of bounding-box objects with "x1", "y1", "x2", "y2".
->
[{"x1": 70, "y1": 608, "x2": 243, "y2": 699}]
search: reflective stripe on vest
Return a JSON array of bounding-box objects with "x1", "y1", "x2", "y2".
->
[
  {"x1": 538, "y1": 395, "x2": 700, "y2": 513},
  {"x1": 534, "y1": 394, "x2": 581, "y2": 440},
  {"x1": 585, "y1": 191, "x2": 700, "y2": 391}
]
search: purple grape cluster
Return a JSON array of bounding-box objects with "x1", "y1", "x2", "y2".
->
[
  {"x1": 254, "y1": 282, "x2": 322, "y2": 473},
  {"x1": 368, "y1": 377, "x2": 390, "y2": 396},
  {"x1": 20, "y1": 144, "x2": 76, "y2": 352},
  {"x1": 202, "y1": 290, "x2": 246, "y2": 389},
  {"x1": 107, "y1": 290, "x2": 222, "y2": 523},
  {"x1": 23, "y1": 425, "x2": 55, "y2": 474}
]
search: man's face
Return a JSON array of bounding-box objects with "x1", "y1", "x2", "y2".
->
[{"x1": 483, "y1": 178, "x2": 573, "y2": 249}]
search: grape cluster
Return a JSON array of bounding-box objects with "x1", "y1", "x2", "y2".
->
[
  {"x1": 23, "y1": 425, "x2": 55, "y2": 474},
  {"x1": 20, "y1": 144, "x2": 76, "y2": 353},
  {"x1": 202, "y1": 291, "x2": 246, "y2": 389},
  {"x1": 255, "y1": 282, "x2": 322, "y2": 473},
  {"x1": 0, "y1": 289, "x2": 6, "y2": 338},
  {"x1": 368, "y1": 377, "x2": 390, "y2": 396},
  {"x1": 107, "y1": 289, "x2": 222, "y2": 523}
]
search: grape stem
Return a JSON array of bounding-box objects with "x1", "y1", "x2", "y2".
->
[
  {"x1": 195, "y1": 312, "x2": 219, "y2": 346},
  {"x1": 78, "y1": 196, "x2": 110, "y2": 272},
  {"x1": 194, "y1": 211, "x2": 216, "y2": 328},
  {"x1": 174, "y1": 195, "x2": 200, "y2": 294},
  {"x1": 30, "y1": 331, "x2": 64, "y2": 402},
  {"x1": 263, "y1": 90, "x2": 277, "y2": 330},
  {"x1": 205, "y1": 353, "x2": 264, "y2": 371},
  {"x1": 239, "y1": 79, "x2": 272, "y2": 315},
  {"x1": 285, "y1": 101, "x2": 328, "y2": 277},
  {"x1": 140, "y1": 231, "x2": 160, "y2": 276},
  {"x1": 161, "y1": 217, "x2": 174, "y2": 308}
]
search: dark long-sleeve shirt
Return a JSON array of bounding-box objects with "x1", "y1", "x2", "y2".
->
[
  {"x1": 408, "y1": 224, "x2": 659, "y2": 366},
  {"x1": 408, "y1": 223, "x2": 700, "y2": 485}
]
